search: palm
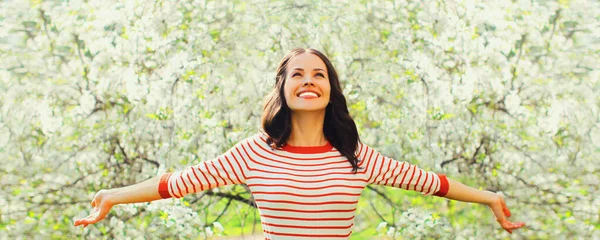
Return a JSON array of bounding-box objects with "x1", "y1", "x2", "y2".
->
[
  {"x1": 73, "y1": 190, "x2": 113, "y2": 228},
  {"x1": 487, "y1": 194, "x2": 526, "y2": 234}
]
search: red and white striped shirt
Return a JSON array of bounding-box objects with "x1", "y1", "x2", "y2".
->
[{"x1": 158, "y1": 133, "x2": 449, "y2": 240}]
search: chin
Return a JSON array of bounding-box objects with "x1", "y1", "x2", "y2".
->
[
  {"x1": 289, "y1": 103, "x2": 328, "y2": 112},
  {"x1": 293, "y1": 108, "x2": 327, "y2": 112}
]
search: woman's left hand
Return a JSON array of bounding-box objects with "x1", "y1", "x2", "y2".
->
[{"x1": 487, "y1": 193, "x2": 526, "y2": 234}]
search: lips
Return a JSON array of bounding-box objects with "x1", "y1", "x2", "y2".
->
[{"x1": 296, "y1": 90, "x2": 321, "y2": 98}]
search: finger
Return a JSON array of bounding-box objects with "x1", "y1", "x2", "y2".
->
[
  {"x1": 502, "y1": 220, "x2": 526, "y2": 231},
  {"x1": 74, "y1": 219, "x2": 87, "y2": 226},
  {"x1": 74, "y1": 218, "x2": 86, "y2": 226},
  {"x1": 500, "y1": 219, "x2": 517, "y2": 234},
  {"x1": 503, "y1": 206, "x2": 511, "y2": 218},
  {"x1": 509, "y1": 221, "x2": 526, "y2": 229},
  {"x1": 506, "y1": 220, "x2": 525, "y2": 228},
  {"x1": 75, "y1": 214, "x2": 95, "y2": 226},
  {"x1": 91, "y1": 199, "x2": 97, "y2": 208},
  {"x1": 501, "y1": 198, "x2": 511, "y2": 218},
  {"x1": 74, "y1": 213, "x2": 95, "y2": 226}
]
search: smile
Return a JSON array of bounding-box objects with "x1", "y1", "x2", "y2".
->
[{"x1": 297, "y1": 91, "x2": 320, "y2": 98}]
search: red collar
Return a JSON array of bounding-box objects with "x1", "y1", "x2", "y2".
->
[{"x1": 281, "y1": 141, "x2": 333, "y2": 154}]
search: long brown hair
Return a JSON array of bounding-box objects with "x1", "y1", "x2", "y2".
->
[{"x1": 261, "y1": 48, "x2": 362, "y2": 173}]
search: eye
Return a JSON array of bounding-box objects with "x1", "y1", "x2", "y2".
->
[
  {"x1": 316, "y1": 73, "x2": 325, "y2": 78},
  {"x1": 292, "y1": 72, "x2": 301, "y2": 77}
]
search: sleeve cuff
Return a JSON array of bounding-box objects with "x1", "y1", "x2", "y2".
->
[
  {"x1": 433, "y1": 174, "x2": 449, "y2": 197},
  {"x1": 158, "y1": 172, "x2": 173, "y2": 199}
]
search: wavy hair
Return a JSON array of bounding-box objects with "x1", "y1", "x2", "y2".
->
[{"x1": 261, "y1": 48, "x2": 362, "y2": 173}]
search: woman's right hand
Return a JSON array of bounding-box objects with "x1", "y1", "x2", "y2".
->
[{"x1": 73, "y1": 189, "x2": 115, "y2": 228}]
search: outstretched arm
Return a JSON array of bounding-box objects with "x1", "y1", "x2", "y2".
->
[
  {"x1": 74, "y1": 134, "x2": 255, "y2": 228},
  {"x1": 443, "y1": 177, "x2": 526, "y2": 234},
  {"x1": 358, "y1": 142, "x2": 526, "y2": 234},
  {"x1": 73, "y1": 175, "x2": 163, "y2": 227}
]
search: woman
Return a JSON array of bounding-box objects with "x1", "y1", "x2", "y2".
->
[{"x1": 74, "y1": 48, "x2": 525, "y2": 238}]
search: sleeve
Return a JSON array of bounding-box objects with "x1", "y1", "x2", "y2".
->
[
  {"x1": 157, "y1": 136, "x2": 253, "y2": 199},
  {"x1": 358, "y1": 142, "x2": 449, "y2": 197}
]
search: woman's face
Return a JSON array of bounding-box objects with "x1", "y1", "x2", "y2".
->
[{"x1": 283, "y1": 53, "x2": 331, "y2": 112}]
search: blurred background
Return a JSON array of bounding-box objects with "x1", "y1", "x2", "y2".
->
[{"x1": 0, "y1": 0, "x2": 598, "y2": 239}]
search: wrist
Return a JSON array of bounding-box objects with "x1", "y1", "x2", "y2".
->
[
  {"x1": 101, "y1": 189, "x2": 119, "y2": 206},
  {"x1": 482, "y1": 190, "x2": 499, "y2": 205}
]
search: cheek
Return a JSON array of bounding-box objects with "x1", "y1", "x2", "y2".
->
[
  {"x1": 283, "y1": 83, "x2": 293, "y2": 99},
  {"x1": 323, "y1": 84, "x2": 332, "y2": 97}
]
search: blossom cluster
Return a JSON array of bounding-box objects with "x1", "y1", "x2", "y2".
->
[{"x1": 1, "y1": 0, "x2": 598, "y2": 239}]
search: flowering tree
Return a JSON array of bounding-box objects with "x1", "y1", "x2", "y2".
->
[{"x1": 1, "y1": 0, "x2": 598, "y2": 239}]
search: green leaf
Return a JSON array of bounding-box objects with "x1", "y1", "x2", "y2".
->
[
  {"x1": 145, "y1": 113, "x2": 159, "y2": 120},
  {"x1": 439, "y1": 113, "x2": 455, "y2": 120},
  {"x1": 380, "y1": 30, "x2": 391, "y2": 41},
  {"x1": 160, "y1": 211, "x2": 169, "y2": 220},
  {"x1": 467, "y1": 103, "x2": 478, "y2": 114},
  {"x1": 209, "y1": 29, "x2": 220, "y2": 41}
]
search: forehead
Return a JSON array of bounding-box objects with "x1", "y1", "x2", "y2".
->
[{"x1": 287, "y1": 53, "x2": 327, "y2": 72}]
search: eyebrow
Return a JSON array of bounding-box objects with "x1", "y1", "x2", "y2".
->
[{"x1": 291, "y1": 68, "x2": 326, "y2": 72}]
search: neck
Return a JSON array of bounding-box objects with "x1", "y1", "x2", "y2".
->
[{"x1": 287, "y1": 110, "x2": 327, "y2": 146}]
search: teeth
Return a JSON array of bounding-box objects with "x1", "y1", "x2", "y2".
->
[{"x1": 298, "y1": 92, "x2": 318, "y2": 97}]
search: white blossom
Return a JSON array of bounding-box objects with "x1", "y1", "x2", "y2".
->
[{"x1": 1, "y1": 0, "x2": 597, "y2": 239}]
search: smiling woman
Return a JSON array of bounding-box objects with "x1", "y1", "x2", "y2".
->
[
  {"x1": 262, "y1": 48, "x2": 362, "y2": 173},
  {"x1": 285, "y1": 56, "x2": 331, "y2": 111},
  {"x1": 74, "y1": 48, "x2": 525, "y2": 239}
]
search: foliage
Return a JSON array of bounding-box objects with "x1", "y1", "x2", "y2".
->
[{"x1": 1, "y1": 0, "x2": 598, "y2": 239}]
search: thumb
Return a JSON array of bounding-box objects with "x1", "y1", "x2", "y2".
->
[{"x1": 501, "y1": 198, "x2": 511, "y2": 217}]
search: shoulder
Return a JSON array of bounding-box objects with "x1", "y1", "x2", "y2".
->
[
  {"x1": 355, "y1": 141, "x2": 372, "y2": 154},
  {"x1": 234, "y1": 132, "x2": 266, "y2": 145},
  {"x1": 234, "y1": 131, "x2": 274, "y2": 150},
  {"x1": 355, "y1": 141, "x2": 390, "y2": 160}
]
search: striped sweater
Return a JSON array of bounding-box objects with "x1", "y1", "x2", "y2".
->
[{"x1": 158, "y1": 133, "x2": 449, "y2": 239}]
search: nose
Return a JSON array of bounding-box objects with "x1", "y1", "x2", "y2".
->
[{"x1": 302, "y1": 77, "x2": 314, "y2": 86}]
